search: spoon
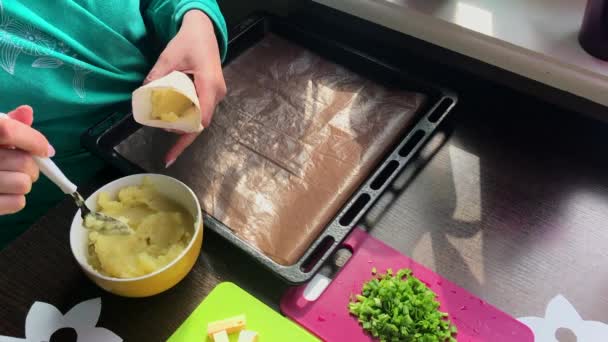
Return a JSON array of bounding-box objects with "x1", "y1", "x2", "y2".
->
[{"x1": 0, "y1": 113, "x2": 132, "y2": 235}]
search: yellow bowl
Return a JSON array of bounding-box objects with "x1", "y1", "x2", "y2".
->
[{"x1": 70, "y1": 173, "x2": 203, "y2": 297}]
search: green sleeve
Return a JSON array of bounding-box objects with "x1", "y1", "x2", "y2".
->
[{"x1": 142, "y1": 0, "x2": 228, "y2": 61}]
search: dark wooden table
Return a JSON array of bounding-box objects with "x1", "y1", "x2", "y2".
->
[
  {"x1": 3, "y1": 11, "x2": 608, "y2": 340},
  {"x1": 2, "y1": 79, "x2": 608, "y2": 340}
]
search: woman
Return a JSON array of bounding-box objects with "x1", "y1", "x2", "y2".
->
[{"x1": 0, "y1": 0, "x2": 228, "y2": 247}]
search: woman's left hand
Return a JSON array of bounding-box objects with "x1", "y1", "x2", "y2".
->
[{"x1": 145, "y1": 10, "x2": 226, "y2": 168}]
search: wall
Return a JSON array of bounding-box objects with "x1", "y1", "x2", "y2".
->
[{"x1": 217, "y1": 0, "x2": 304, "y2": 29}]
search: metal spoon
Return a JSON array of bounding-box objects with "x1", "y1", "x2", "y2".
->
[{"x1": 0, "y1": 113, "x2": 132, "y2": 235}]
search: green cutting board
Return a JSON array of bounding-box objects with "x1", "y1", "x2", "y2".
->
[{"x1": 167, "y1": 282, "x2": 319, "y2": 342}]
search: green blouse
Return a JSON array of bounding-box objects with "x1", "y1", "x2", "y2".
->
[{"x1": 0, "y1": 0, "x2": 228, "y2": 248}]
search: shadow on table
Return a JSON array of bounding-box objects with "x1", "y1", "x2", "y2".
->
[{"x1": 360, "y1": 84, "x2": 608, "y2": 319}]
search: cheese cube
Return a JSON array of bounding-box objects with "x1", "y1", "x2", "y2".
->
[
  {"x1": 212, "y1": 330, "x2": 229, "y2": 342},
  {"x1": 207, "y1": 315, "x2": 246, "y2": 337},
  {"x1": 237, "y1": 330, "x2": 259, "y2": 342}
]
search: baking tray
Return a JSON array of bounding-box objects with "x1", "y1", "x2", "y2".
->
[{"x1": 81, "y1": 13, "x2": 457, "y2": 284}]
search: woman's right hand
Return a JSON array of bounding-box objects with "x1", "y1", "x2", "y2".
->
[{"x1": 0, "y1": 106, "x2": 54, "y2": 215}]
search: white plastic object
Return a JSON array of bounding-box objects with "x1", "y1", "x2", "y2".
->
[
  {"x1": 0, "y1": 112, "x2": 77, "y2": 195},
  {"x1": 302, "y1": 273, "x2": 331, "y2": 301}
]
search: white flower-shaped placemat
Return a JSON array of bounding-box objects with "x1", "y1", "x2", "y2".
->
[
  {"x1": 0, "y1": 298, "x2": 121, "y2": 342},
  {"x1": 518, "y1": 295, "x2": 608, "y2": 341}
]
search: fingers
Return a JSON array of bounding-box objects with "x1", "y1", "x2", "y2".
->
[
  {"x1": 0, "y1": 195, "x2": 26, "y2": 215},
  {"x1": 7, "y1": 105, "x2": 34, "y2": 126},
  {"x1": 144, "y1": 48, "x2": 176, "y2": 85},
  {"x1": 163, "y1": 73, "x2": 225, "y2": 167},
  {"x1": 162, "y1": 69, "x2": 226, "y2": 167},
  {"x1": 0, "y1": 115, "x2": 54, "y2": 157},
  {"x1": 148, "y1": 15, "x2": 226, "y2": 167},
  {"x1": 0, "y1": 106, "x2": 44, "y2": 215},
  {"x1": 194, "y1": 72, "x2": 226, "y2": 128},
  {"x1": 0, "y1": 149, "x2": 39, "y2": 181},
  {"x1": 0, "y1": 171, "x2": 32, "y2": 195},
  {"x1": 164, "y1": 133, "x2": 198, "y2": 168}
]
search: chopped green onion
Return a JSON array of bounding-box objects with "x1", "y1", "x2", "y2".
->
[{"x1": 349, "y1": 268, "x2": 457, "y2": 342}]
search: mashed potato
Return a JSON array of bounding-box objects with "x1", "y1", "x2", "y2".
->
[
  {"x1": 150, "y1": 88, "x2": 197, "y2": 122},
  {"x1": 86, "y1": 178, "x2": 194, "y2": 278}
]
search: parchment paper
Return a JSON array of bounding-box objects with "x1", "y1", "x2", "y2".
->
[{"x1": 116, "y1": 34, "x2": 426, "y2": 265}]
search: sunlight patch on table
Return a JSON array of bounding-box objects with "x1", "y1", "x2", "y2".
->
[
  {"x1": 449, "y1": 145, "x2": 481, "y2": 223},
  {"x1": 446, "y1": 229, "x2": 485, "y2": 285}
]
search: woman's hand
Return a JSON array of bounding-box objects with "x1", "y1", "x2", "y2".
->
[
  {"x1": 145, "y1": 10, "x2": 226, "y2": 168},
  {"x1": 0, "y1": 106, "x2": 54, "y2": 215}
]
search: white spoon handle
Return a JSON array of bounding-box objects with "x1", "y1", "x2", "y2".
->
[
  {"x1": 32, "y1": 155, "x2": 78, "y2": 194},
  {"x1": 0, "y1": 112, "x2": 77, "y2": 195}
]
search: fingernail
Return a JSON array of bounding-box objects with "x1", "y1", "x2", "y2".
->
[
  {"x1": 145, "y1": 70, "x2": 157, "y2": 81},
  {"x1": 47, "y1": 144, "x2": 56, "y2": 158},
  {"x1": 165, "y1": 158, "x2": 176, "y2": 168}
]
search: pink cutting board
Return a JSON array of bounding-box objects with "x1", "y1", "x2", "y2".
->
[{"x1": 281, "y1": 228, "x2": 533, "y2": 342}]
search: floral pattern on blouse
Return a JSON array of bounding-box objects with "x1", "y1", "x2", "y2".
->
[{"x1": 0, "y1": 0, "x2": 90, "y2": 98}]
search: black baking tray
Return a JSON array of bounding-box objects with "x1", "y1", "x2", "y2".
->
[{"x1": 81, "y1": 13, "x2": 457, "y2": 284}]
